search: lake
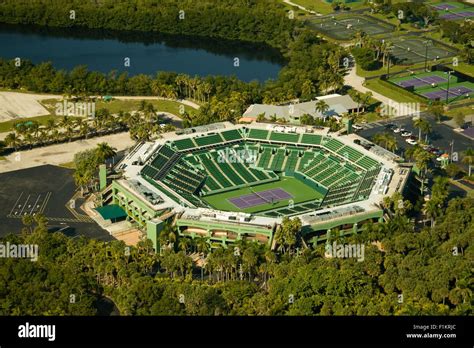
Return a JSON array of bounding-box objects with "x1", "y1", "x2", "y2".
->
[{"x1": 0, "y1": 24, "x2": 284, "y2": 82}]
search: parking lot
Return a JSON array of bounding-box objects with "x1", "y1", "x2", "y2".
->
[
  {"x1": 0, "y1": 165, "x2": 113, "y2": 240},
  {"x1": 358, "y1": 113, "x2": 474, "y2": 170}
]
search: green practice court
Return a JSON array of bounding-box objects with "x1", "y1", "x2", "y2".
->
[
  {"x1": 202, "y1": 175, "x2": 324, "y2": 214},
  {"x1": 306, "y1": 14, "x2": 394, "y2": 40},
  {"x1": 430, "y1": 2, "x2": 474, "y2": 20},
  {"x1": 388, "y1": 37, "x2": 456, "y2": 65},
  {"x1": 389, "y1": 70, "x2": 473, "y2": 102}
]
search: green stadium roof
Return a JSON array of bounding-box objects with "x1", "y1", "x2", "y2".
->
[{"x1": 95, "y1": 204, "x2": 127, "y2": 220}]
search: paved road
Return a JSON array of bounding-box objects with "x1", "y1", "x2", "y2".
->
[{"x1": 358, "y1": 113, "x2": 474, "y2": 170}]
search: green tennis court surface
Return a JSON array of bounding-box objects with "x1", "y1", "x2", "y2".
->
[
  {"x1": 388, "y1": 37, "x2": 456, "y2": 65},
  {"x1": 306, "y1": 14, "x2": 394, "y2": 40},
  {"x1": 430, "y1": 2, "x2": 474, "y2": 20},
  {"x1": 202, "y1": 176, "x2": 323, "y2": 214},
  {"x1": 389, "y1": 70, "x2": 473, "y2": 102}
]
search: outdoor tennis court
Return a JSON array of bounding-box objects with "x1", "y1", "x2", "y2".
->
[
  {"x1": 431, "y1": 2, "x2": 474, "y2": 20},
  {"x1": 307, "y1": 14, "x2": 394, "y2": 40},
  {"x1": 420, "y1": 82, "x2": 473, "y2": 101},
  {"x1": 389, "y1": 70, "x2": 473, "y2": 102},
  {"x1": 390, "y1": 71, "x2": 454, "y2": 90},
  {"x1": 389, "y1": 37, "x2": 456, "y2": 65},
  {"x1": 202, "y1": 176, "x2": 323, "y2": 214},
  {"x1": 229, "y1": 188, "x2": 292, "y2": 209}
]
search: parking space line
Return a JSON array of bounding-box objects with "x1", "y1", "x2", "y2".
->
[
  {"x1": 39, "y1": 192, "x2": 52, "y2": 214},
  {"x1": 30, "y1": 194, "x2": 42, "y2": 215},
  {"x1": 9, "y1": 192, "x2": 24, "y2": 216},
  {"x1": 18, "y1": 194, "x2": 31, "y2": 216}
]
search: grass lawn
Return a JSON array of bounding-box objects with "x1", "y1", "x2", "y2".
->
[
  {"x1": 364, "y1": 78, "x2": 428, "y2": 104},
  {"x1": 0, "y1": 115, "x2": 81, "y2": 133},
  {"x1": 202, "y1": 175, "x2": 323, "y2": 214},
  {"x1": 446, "y1": 63, "x2": 474, "y2": 78},
  {"x1": 58, "y1": 161, "x2": 76, "y2": 169},
  {"x1": 95, "y1": 99, "x2": 196, "y2": 116},
  {"x1": 40, "y1": 98, "x2": 196, "y2": 117}
]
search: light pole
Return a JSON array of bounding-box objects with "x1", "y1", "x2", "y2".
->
[
  {"x1": 386, "y1": 47, "x2": 393, "y2": 79},
  {"x1": 446, "y1": 70, "x2": 454, "y2": 104},
  {"x1": 423, "y1": 40, "x2": 432, "y2": 72}
]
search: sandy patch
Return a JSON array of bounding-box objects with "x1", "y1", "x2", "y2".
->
[{"x1": 0, "y1": 92, "x2": 58, "y2": 121}]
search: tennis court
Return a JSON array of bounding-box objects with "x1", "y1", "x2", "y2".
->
[
  {"x1": 389, "y1": 70, "x2": 473, "y2": 102},
  {"x1": 419, "y1": 82, "x2": 474, "y2": 101},
  {"x1": 390, "y1": 71, "x2": 454, "y2": 90},
  {"x1": 202, "y1": 176, "x2": 324, "y2": 214},
  {"x1": 389, "y1": 37, "x2": 456, "y2": 65},
  {"x1": 229, "y1": 188, "x2": 293, "y2": 209},
  {"x1": 306, "y1": 14, "x2": 394, "y2": 40},
  {"x1": 431, "y1": 2, "x2": 474, "y2": 20}
]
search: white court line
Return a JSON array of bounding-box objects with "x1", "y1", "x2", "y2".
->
[
  {"x1": 18, "y1": 194, "x2": 31, "y2": 216},
  {"x1": 9, "y1": 192, "x2": 24, "y2": 216}
]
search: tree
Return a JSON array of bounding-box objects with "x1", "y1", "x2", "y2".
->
[
  {"x1": 4, "y1": 132, "x2": 22, "y2": 151},
  {"x1": 413, "y1": 117, "x2": 431, "y2": 142},
  {"x1": 428, "y1": 101, "x2": 444, "y2": 123},
  {"x1": 96, "y1": 142, "x2": 117, "y2": 164},
  {"x1": 373, "y1": 132, "x2": 398, "y2": 152},
  {"x1": 462, "y1": 148, "x2": 474, "y2": 177},
  {"x1": 453, "y1": 112, "x2": 465, "y2": 128},
  {"x1": 315, "y1": 100, "x2": 330, "y2": 121}
]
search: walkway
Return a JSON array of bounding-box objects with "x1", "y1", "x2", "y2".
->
[{"x1": 344, "y1": 64, "x2": 418, "y2": 117}]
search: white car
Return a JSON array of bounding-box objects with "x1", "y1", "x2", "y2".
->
[
  {"x1": 401, "y1": 131, "x2": 412, "y2": 137},
  {"x1": 352, "y1": 124, "x2": 363, "y2": 131},
  {"x1": 393, "y1": 128, "x2": 401, "y2": 133},
  {"x1": 406, "y1": 138, "x2": 417, "y2": 145}
]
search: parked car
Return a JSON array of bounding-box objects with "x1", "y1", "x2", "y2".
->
[
  {"x1": 352, "y1": 124, "x2": 363, "y2": 131},
  {"x1": 401, "y1": 131, "x2": 412, "y2": 137},
  {"x1": 406, "y1": 138, "x2": 417, "y2": 145},
  {"x1": 393, "y1": 128, "x2": 401, "y2": 133}
]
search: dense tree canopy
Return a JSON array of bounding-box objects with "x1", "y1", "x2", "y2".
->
[{"x1": 1, "y1": 196, "x2": 472, "y2": 316}]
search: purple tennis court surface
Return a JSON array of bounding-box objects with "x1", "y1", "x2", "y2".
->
[
  {"x1": 440, "y1": 11, "x2": 474, "y2": 19},
  {"x1": 432, "y1": 4, "x2": 457, "y2": 10},
  {"x1": 229, "y1": 188, "x2": 293, "y2": 209},
  {"x1": 396, "y1": 76, "x2": 447, "y2": 88},
  {"x1": 422, "y1": 86, "x2": 472, "y2": 100}
]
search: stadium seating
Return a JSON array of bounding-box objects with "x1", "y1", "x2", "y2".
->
[
  {"x1": 194, "y1": 133, "x2": 225, "y2": 147},
  {"x1": 269, "y1": 132, "x2": 300, "y2": 143},
  {"x1": 301, "y1": 134, "x2": 322, "y2": 145},
  {"x1": 141, "y1": 127, "x2": 381, "y2": 210},
  {"x1": 248, "y1": 129, "x2": 269, "y2": 140},
  {"x1": 220, "y1": 129, "x2": 243, "y2": 141},
  {"x1": 173, "y1": 138, "x2": 196, "y2": 151}
]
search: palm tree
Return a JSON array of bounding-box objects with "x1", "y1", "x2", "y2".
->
[
  {"x1": 315, "y1": 100, "x2": 330, "y2": 121},
  {"x1": 96, "y1": 142, "x2": 117, "y2": 163},
  {"x1": 413, "y1": 117, "x2": 431, "y2": 141},
  {"x1": 462, "y1": 148, "x2": 474, "y2": 176},
  {"x1": 423, "y1": 199, "x2": 441, "y2": 226},
  {"x1": 4, "y1": 132, "x2": 22, "y2": 151},
  {"x1": 373, "y1": 132, "x2": 397, "y2": 152}
]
